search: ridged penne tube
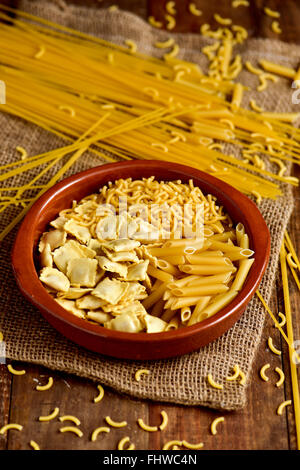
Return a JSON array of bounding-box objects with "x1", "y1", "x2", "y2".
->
[
  {"x1": 199, "y1": 290, "x2": 239, "y2": 319},
  {"x1": 179, "y1": 264, "x2": 236, "y2": 275},
  {"x1": 151, "y1": 298, "x2": 165, "y2": 317},
  {"x1": 239, "y1": 233, "x2": 249, "y2": 249},
  {"x1": 209, "y1": 231, "x2": 236, "y2": 242},
  {"x1": 158, "y1": 254, "x2": 185, "y2": 265},
  {"x1": 172, "y1": 284, "x2": 229, "y2": 297},
  {"x1": 162, "y1": 239, "x2": 210, "y2": 251},
  {"x1": 208, "y1": 240, "x2": 246, "y2": 253},
  {"x1": 235, "y1": 223, "x2": 245, "y2": 244},
  {"x1": 170, "y1": 296, "x2": 204, "y2": 310},
  {"x1": 168, "y1": 275, "x2": 199, "y2": 289},
  {"x1": 187, "y1": 272, "x2": 231, "y2": 286},
  {"x1": 185, "y1": 254, "x2": 232, "y2": 265},
  {"x1": 187, "y1": 297, "x2": 211, "y2": 326},
  {"x1": 157, "y1": 259, "x2": 182, "y2": 277},
  {"x1": 230, "y1": 258, "x2": 255, "y2": 291},
  {"x1": 160, "y1": 307, "x2": 177, "y2": 322},
  {"x1": 147, "y1": 265, "x2": 174, "y2": 283},
  {"x1": 223, "y1": 249, "x2": 254, "y2": 262},
  {"x1": 142, "y1": 282, "x2": 169, "y2": 310},
  {"x1": 180, "y1": 306, "x2": 192, "y2": 323},
  {"x1": 165, "y1": 315, "x2": 180, "y2": 330}
]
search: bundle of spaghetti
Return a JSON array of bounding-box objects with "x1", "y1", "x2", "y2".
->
[{"x1": 0, "y1": 4, "x2": 299, "y2": 222}]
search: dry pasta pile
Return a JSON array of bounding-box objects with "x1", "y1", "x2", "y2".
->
[
  {"x1": 0, "y1": 5, "x2": 300, "y2": 245},
  {"x1": 38, "y1": 177, "x2": 254, "y2": 333}
]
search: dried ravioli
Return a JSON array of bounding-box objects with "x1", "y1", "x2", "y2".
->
[
  {"x1": 53, "y1": 240, "x2": 92, "y2": 273},
  {"x1": 39, "y1": 229, "x2": 67, "y2": 252},
  {"x1": 104, "y1": 313, "x2": 143, "y2": 333},
  {"x1": 57, "y1": 288, "x2": 92, "y2": 299},
  {"x1": 55, "y1": 298, "x2": 85, "y2": 318},
  {"x1": 141, "y1": 314, "x2": 167, "y2": 333},
  {"x1": 64, "y1": 219, "x2": 91, "y2": 244},
  {"x1": 76, "y1": 294, "x2": 107, "y2": 310},
  {"x1": 102, "y1": 248, "x2": 139, "y2": 263},
  {"x1": 102, "y1": 239, "x2": 141, "y2": 252},
  {"x1": 67, "y1": 258, "x2": 98, "y2": 287},
  {"x1": 126, "y1": 260, "x2": 149, "y2": 281},
  {"x1": 97, "y1": 255, "x2": 128, "y2": 279},
  {"x1": 40, "y1": 243, "x2": 53, "y2": 268},
  {"x1": 39, "y1": 267, "x2": 70, "y2": 292},
  {"x1": 50, "y1": 216, "x2": 68, "y2": 230},
  {"x1": 92, "y1": 278, "x2": 129, "y2": 305},
  {"x1": 102, "y1": 300, "x2": 147, "y2": 316},
  {"x1": 86, "y1": 311, "x2": 112, "y2": 324}
]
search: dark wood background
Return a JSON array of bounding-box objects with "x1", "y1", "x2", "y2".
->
[{"x1": 0, "y1": 0, "x2": 299, "y2": 450}]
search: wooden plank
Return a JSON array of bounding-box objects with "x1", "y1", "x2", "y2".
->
[{"x1": 0, "y1": 364, "x2": 12, "y2": 450}]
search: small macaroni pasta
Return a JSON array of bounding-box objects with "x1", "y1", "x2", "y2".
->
[
  {"x1": 207, "y1": 374, "x2": 223, "y2": 390},
  {"x1": 210, "y1": 416, "x2": 225, "y2": 435},
  {"x1": 36, "y1": 376, "x2": 54, "y2": 391}
]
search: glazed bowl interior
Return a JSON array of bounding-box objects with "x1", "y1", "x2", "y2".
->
[{"x1": 12, "y1": 161, "x2": 270, "y2": 360}]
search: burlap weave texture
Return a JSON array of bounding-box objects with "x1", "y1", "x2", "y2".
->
[{"x1": 0, "y1": 0, "x2": 297, "y2": 410}]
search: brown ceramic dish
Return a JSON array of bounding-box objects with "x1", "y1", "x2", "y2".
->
[{"x1": 12, "y1": 161, "x2": 270, "y2": 360}]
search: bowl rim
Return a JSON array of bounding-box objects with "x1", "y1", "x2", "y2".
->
[{"x1": 11, "y1": 160, "x2": 270, "y2": 346}]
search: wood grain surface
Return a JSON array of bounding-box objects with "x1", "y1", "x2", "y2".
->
[{"x1": 0, "y1": 0, "x2": 299, "y2": 451}]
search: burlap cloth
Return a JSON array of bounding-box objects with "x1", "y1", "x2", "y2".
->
[{"x1": 0, "y1": 0, "x2": 298, "y2": 410}]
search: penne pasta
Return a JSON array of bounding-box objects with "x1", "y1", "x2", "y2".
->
[
  {"x1": 185, "y1": 254, "x2": 232, "y2": 265},
  {"x1": 179, "y1": 264, "x2": 236, "y2": 275},
  {"x1": 230, "y1": 258, "x2": 255, "y2": 291},
  {"x1": 199, "y1": 290, "x2": 239, "y2": 320},
  {"x1": 147, "y1": 264, "x2": 174, "y2": 283},
  {"x1": 187, "y1": 297, "x2": 212, "y2": 326},
  {"x1": 172, "y1": 284, "x2": 229, "y2": 297}
]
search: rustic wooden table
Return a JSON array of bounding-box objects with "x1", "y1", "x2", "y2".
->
[{"x1": 0, "y1": 0, "x2": 299, "y2": 451}]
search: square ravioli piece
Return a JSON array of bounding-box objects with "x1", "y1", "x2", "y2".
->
[
  {"x1": 97, "y1": 255, "x2": 128, "y2": 279},
  {"x1": 92, "y1": 278, "x2": 129, "y2": 305},
  {"x1": 102, "y1": 239, "x2": 141, "y2": 252},
  {"x1": 67, "y1": 258, "x2": 98, "y2": 287},
  {"x1": 53, "y1": 240, "x2": 95, "y2": 273},
  {"x1": 126, "y1": 260, "x2": 149, "y2": 281},
  {"x1": 39, "y1": 267, "x2": 70, "y2": 292},
  {"x1": 64, "y1": 219, "x2": 91, "y2": 245}
]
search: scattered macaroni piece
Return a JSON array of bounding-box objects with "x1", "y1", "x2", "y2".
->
[
  {"x1": 124, "y1": 39, "x2": 137, "y2": 53},
  {"x1": 268, "y1": 337, "x2": 282, "y2": 356},
  {"x1": 259, "y1": 363, "x2": 270, "y2": 382},
  {"x1": 154, "y1": 38, "x2": 175, "y2": 48},
  {"x1": 59, "y1": 426, "x2": 83, "y2": 437},
  {"x1": 165, "y1": 14, "x2": 176, "y2": 30},
  {"x1": 287, "y1": 253, "x2": 298, "y2": 269},
  {"x1": 39, "y1": 407, "x2": 60, "y2": 422},
  {"x1": 117, "y1": 436, "x2": 135, "y2": 450},
  {"x1": 7, "y1": 364, "x2": 26, "y2": 376},
  {"x1": 226, "y1": 365, "x2": 240, "y2": 381},
  {"x1": 182, "y1": 439, "x2": 204, "y2": 449},
  {"x1": 105, "y1": 416, "x2": 127, "y2": 428},
  {"x1": 188, "y1": 3, "x2": 202, "y2": 16},
  {"x1": 250, "y1": 99, "x2": 263, "y2": 112},
  {"x1": 276, "y1": 312, "x2": 286, "y2": 328},
  {"x1": 214, "y1": 13, "x2": 232, "y2": 25},
  {"x1": 151, "y1": 142, "x2": 168, "y2": 152},
  {"x1": 162, "y1": 440, "x2": 182, "y2": 450},
  {"x1": 251, "y1": 190, "x2": 262, "y2": 205},
  {"x1": 34, "y1": 45, "x2": 46, "y2": 59},
  {"x1": 91, "y1": 426, "x2": 110, "y2": 442},
  {"x1": 59, "y1": 415, "x2": 81, "y2": 426},
  {"x1": 275, "y1": 367, "x2": 285, "y2": 388},
  {"x1": 164, "y1": 43, "x2": 180, "y2": 60},
  {"x1": 166, "y1": 1, "x2": 176, "y2": 15},
  {"x1": 137, "y1": 418, "x2": 158, "y2": 432},
  {"x1": 271, "y1": 21, "x2": 282, "y2": 34},
  {"x1": 108, "y1": 5, "x2": 118, "y2": 12},
  {"x1": 58, "y1": 105, "x2": 76, "y2": 117},
  {"x1": 36, "y1": 376, "x2": 54, "y2": 391},
  {"x1": 134, "y1": 369, "x2": 150, "y2": 382},
  {"x1": 29, "y1": 440, "x2": 40, "y2": 450},
  {"x1": 232, "y1": 0, "x2": 249, "y2": 6},
  {"x1": 0, "y1": 423, "x2": 23, "y2": 434},
  {"x1": 210, "y1": 416, "x2": 225, "y2": 435},
  {"x1": 264, "y1": 7, "x2": 280, "y2": 18},
  {"x1": 207, "y1": 374, "x2": 223, "y2": 390},
  {"x1": 0, "y1": 331, "x2": 3, "y2": 342},
  {"x1": 93, "y1": 384, "x2": 105, "y2": 403},
  {"x1": 148, "y1": 16, "x2": 163, "y2": 28},
  {"x1": 277, "y1": 399, "x2": 292, "y2": 416},
  {"x1": 245, "y1": 61, "x2": 263, "y2": 76},
  {"x1": 238, "y1": 370, "x2": 246, "y2": 385},
  {"x1": 159, "y1": 410, "x2": 168, "y2": 431},
  {"x1": 16, "y1": 146, "x2": 28, "y2": 160}
]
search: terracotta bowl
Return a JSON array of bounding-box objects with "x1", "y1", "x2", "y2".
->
[{"x1": 12, "y1": 161, "x2": 270, "y2": 360}]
